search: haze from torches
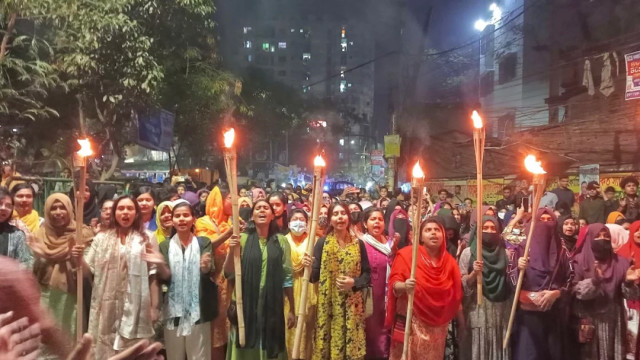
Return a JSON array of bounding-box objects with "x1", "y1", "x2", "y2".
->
[
  {"x1": 77, "y1": 138, "x2": 93, "y2": 157},
  {"x1": 471, "y1": 110, "x2": 483, "y2": 129},
  {"x1": 224, "y1": 128, "x2": 235, "y2": 148},
  {"x1": 524, "y1": 154, "x2": 546, "y2": 174}
]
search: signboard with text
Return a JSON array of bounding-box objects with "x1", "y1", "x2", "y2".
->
[
  {"x1": 626, "y1": 50, "x2": 640, "y2": 100},
  {"x1": 384, "y1": 135, "x2": 401, "y2": 157}
]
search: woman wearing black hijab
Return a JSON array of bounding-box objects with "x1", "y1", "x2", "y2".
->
[{"x1": 70, "y1": 179, "x2": 100, "y2": 226}]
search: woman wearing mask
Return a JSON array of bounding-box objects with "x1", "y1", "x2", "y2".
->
[
  {"x1": 458, "y1": 216, "x2": 510, "y2": 360},
  {"x1": 72, "y1": 195, "x2": 159, "y2": 359},
  {"x1": 152, "y1": 202, "x2": 217, "y2": 360},
  {"x1": 359, "y1": 207, "x2": 391, "y2": 360},
  {"x1": 151, "y1": 201, "x2": 173, "y2": 245},
  {"x1": 268, "y1": 191, "x2": 289, "y2": 234},
  {"x1": 304, "y1": 201, "x2": 371, "y2": 360},
  {"x1": 348, "y1": 202, "x2": 364, "y2": 237},
  {"x1": 385, "y1": 217, "x2": 463, "y2": 360},
  {"x1": 239, "y1": 196, "x2": 253, "y2": 209},
  {"x1": 12, "y1": 183, "x2": 42, "y2": 233},
  {"x1": 605, "y1": 223, "x2": 629, "y2": 252},
  {"x1": 572, "y1": 223, "x2": 640, "y2": 360},
  {"x1": 284, "y1": 209, "x2": 316, "y2": 359},
  {"x1": 224, "y1": 199, "x2": 295, "y2": 360},
  {"x1": 134, "y1": 186, "x2": 157, "y2": 232},
  {"x1": 32, "y1": 193, "x2": 94, "y2": 339},
  {"x1": 317, "y1": 205, "x2": 329, "y2": 238},
  {"x1": 0, "y1": 187, "x2": 31, "y2": 267}
]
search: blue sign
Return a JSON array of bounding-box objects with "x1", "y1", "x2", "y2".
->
[{"x1": 137, "y1": 109, "x2": 175, "y2": 152}]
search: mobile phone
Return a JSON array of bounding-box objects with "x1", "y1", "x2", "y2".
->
[{"x1": 522, "y1": 197, "x2": 529, "y2": 212}]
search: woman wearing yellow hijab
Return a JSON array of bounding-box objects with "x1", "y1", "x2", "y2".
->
[
  {"x1": 12, "y1": 183, "x2": 42, "y2": 234},
  {"x1": 195, "y1": 185, "x2": 233, "y2": 358},
  {"x1": 151, "y1": 201, "x2": 174, "y2": 244}
]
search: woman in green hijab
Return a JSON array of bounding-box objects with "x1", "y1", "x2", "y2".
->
[{"x1": 457, "y1": 215, "x2": 511, "y2": 360}]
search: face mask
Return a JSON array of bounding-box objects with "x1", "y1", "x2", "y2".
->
[
  {"x1": 482, "y1": 232, "x2": 502, "y2": 248},
  {"x1": 289, "y1": 220, "x2": 307, "y2": 236},
  {"x1": 498, "y1": 211, "x2": 506, "y2": 220},
  {"x1": 318, "y1": 216, "x2": 328, "y2": 228},
  {"x1": 591, "y1": 239, "x2": 612, "y2": 261},
  {"x1": 349, "y1": 211, "x2": 361, "y2": 225}
]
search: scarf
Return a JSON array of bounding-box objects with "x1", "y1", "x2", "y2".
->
[
  {"x1": 13, "y1": 209, "x2": 40, "y2": 233},
  {"x1": 238, "y1": 196, "x2": 253, "y2": 208},
  {"x1": 437, "y1": 209, "x2": 461, "y2": 257},
  {"x1": 468, "y1": 216, "x2": 508, "y2": 302},
  {"x1": 241, "y1": 229, "x2": 285, "y2": 358},
  {"x1": 385, "y1": 220, "x2": 462, "y2": 330},
  {"x1": 615, "y1": 220, "x2": 640, "y2": 310},
  {"x1": 166, "y1": 234, "x2": 201, "y2": 336},
  {"x1": 557, "y1": 214, "x2": 577, "y2": 254},
  {"x1": 606, "y1": 223, "x2": 628, "y2": 252},
  {"x1": 361, "y1": 233, "x2": 391, "y2": 256},
  {"x1": 33, "y1": 193, "x2": 94, "y2": 293},
  {"x1": 606, "y1": 211, "x2": 625, "y2": 225},
  {"x1": 153, "y1": 201, "x2": 174, "y2": 244},
  {"x1": 195, "y1": 187, "x2": 230, "y2": 238},
  {"x1": 78, "y1": 180, "x2": 100, "y2": 226}
]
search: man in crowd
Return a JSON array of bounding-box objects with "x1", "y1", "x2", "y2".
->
[
  {"x1": 603, "y1": 186, "x2": 618, "y2": 218},
  {"x1": 433, "y1": 188, "x2": 449, "y2": 213},
  {"x1": 495, "y1": 186, "x2": 515, "y2": 211},
  {"x1": 452, "y1": 185, "x2": 465, "y2": 206},
  {"x1": 579, "y1": 181, "x2": 605, "y2": 224},
  {"x1": 616, "y1": 176, "x2": 640, "y2": 221},
  {"x1": 552, "y1": 175, "x2": 575, "y2": 211}
]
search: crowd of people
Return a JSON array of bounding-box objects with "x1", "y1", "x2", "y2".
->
[{"x1": 2, "y1": 171, "x2": 640, "y2": 360}]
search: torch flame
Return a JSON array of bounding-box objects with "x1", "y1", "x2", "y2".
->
[
  {"x1": 77, "y1": 138, "x2": 93, "y2": 157},
  {"x1": 472, "y1": 110, "x2": 483, "y2": 129},
  {"x1": 223, "y1": 128, "x2": 235, "y2": 148},
  {"x1": 524, "y1": 155, "x2": 546, "y2": 175},
  {"x1": 412, "y1": 161, "x2": 425, "y2": 179},
  {"x1": 314, "y1": 155, "x2": 326, "y2": 167}
]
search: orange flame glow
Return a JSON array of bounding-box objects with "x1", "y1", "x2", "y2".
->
[
  {"x1": 524, "y1": 155, "x2": 546, "y2": 175},
  {"x1": 412, "y1": 161, "x2": 425, "y2": 179},
  {"x1": 77, "y1": 138, "x2": 93, "y2": 157},
  {"x1": 223, "y1": 128, "x2": 235, "y2": 148},
  {"x1": 471, "y1": 110, "x2": 483, "y2": 129},
  {"x1": 314, "y1": 155, "x2": 326, "y2": 167}
]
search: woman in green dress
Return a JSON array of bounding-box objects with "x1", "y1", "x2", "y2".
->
[{"x1": 224, "y1": 199, "x2": 295, "y2": 360}]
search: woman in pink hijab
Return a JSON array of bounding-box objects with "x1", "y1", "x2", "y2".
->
[
  {"x1": 607, "y1": 223, "x2": 629, "y2": 252},
  {"x1": 251, "y1": 188, "x2": 266, "y2": 202}
]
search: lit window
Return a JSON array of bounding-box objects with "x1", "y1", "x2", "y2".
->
[
  {"x1": 262, "y1": 43, "x2": 270, "y2": 51},
  {"x1": 300, "y1": 29, "x2": 304, "y2": 33},
  {"x1": 243, "y1": 27, "x2": 252, "y2": 34},
  {"x1": 278, "y1": 42, "x2": 287, "y2": 49},
  {"x1": 247, "y1": 55, "x2": 253, "y2": 62},
  {"x1": 270, "y1": 45, "x2": 275, "y2": 52},
  {"x1": 305, "y1": 72, "x2": 311, "y2": 80},
  {"x1": 244, "y1": 41, "x2": 252, "y2": 49},
  {"x1": 350, "y1": 140, "x2": 355, "y2": 145},
  {"x1": 339, "y1": 139, "x2": 345, "y2": 146},
  {"x1": 302, "y1": 53, "x2": 311, "y2": 63},
  {"x1": 340, "y1": 80, "x2": 347, "y2": 93},
  {"x1": 341, "y1": 38, "x2": 348, "y2": 52},
  {"x1": 339, "y1": 152, "x2": 344, "y2": 159},
  {"x1": 340, "y1": 70, "x2": 345, "y2": 78},
  {"x1": 348, "y1": 83, "x2": 352, "y2": 87},
  {"x1": 341, "y1": 27, "x2": 346, "y2": 38},
  {"x1": 291, "y1": 28, "x2": 295, "y2": 32}
]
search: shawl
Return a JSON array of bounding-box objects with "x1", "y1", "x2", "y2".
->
[
  {"x1": 468, "y1": 216, "x2": 508, "y2": 302},
  {"x1": 557, "y1": 214, "x2": 578, "y2": 253},
  {"x1": 361, "y1": 233, "x2": 391, "y2": 257},
  {"x1": 385, "y1": 219, "x2": 462, "y2": 329},
  {"x1": 153, "y1": 201, "x2": 174, "y2": 244},
  {"x1": 606, "y1": 211, "x2": 625, "y2": 225},
  {"x1": 573, "y1": 223, "x2": 630, "y2": 297},
  {"x1": 252, "y1": 188, "x2": 266, "y2": 201},
  {"x1": 33, "y1": 193, "x2": 94, "y2": 293},
  {"x1": 617, "y1": 220, "x2": 640, "y2": 310},
  {"x1": 518, "y1": 208, "x2": 561, "y2": 291},
  {"x1": 240, "y1": 230, "x2": 285, "y2": 357},
  {"x1": 605, "y1": 223, "x2": 628, "y2": 252},
  {"x1": 195, "y1": 187, "x2": 230, "y2": 238},
  {"x1": 13, "y1": 209, "x2": 41, "y2": 233},
  {"x1": 166, "y1": 234, "x2": 201, "y2": 336}
]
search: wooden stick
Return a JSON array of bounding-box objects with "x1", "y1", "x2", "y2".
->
[
  {"x1": 224, "y1": 149, "x2": 245, "y2": 347},
  {"x1": 473, "y1": 129, "x2": 485, "y2": 305},
  {"x1": 503, "y1": 174, "x2": 546, "y2": 348},
  {"x1": 292, "y1": 165, "x2": 324, "y2": 359},
  {"x1": 402, "y1": 179, "x2": 424, "y2": 360},
  {"x1": 75, "y1": 157, "x2": 86, "y2": 342}
]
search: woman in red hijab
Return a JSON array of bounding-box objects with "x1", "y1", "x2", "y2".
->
[
  {"x1": 385, "y1": 217, "x2": 463, "y2": 360},
  {"x1": 615, "y1": 220, "x2": 640, "y2": 359}
]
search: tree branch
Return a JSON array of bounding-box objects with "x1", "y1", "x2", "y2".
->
[{"x1": 0, "y1": 12, "x2": 18, "y2": 63}]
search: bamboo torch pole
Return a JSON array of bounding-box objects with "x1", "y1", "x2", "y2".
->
[
  {"x1": 503, "y1": 155, "x2": 547, "y2": 348},
  {"x1": 401, "y1": 161, "x2": 425, "y2": 360},
  {"x1": 472, "y1": 110, "x2": 485, "y2": 305},
  {"x1": 223, "y1": 128, "x2": 245, "y2": 347},
  {"x1": 74, "y1": 138, "x2": 92, "y2": 343},
  {"x1": 292, "y1": 155, "x2": 326, "y2": 359}
]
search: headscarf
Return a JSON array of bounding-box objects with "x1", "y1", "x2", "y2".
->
[
  {"x1": 70, "y1": 179, "x2": 100, "y2": 226},
  {"x1": 388, "y1": 207, "x2": 409, "y2": 250},
  {"x1": 96, "y1": 184, "x2": 117, "y2": 206},
  {"x1": 518, "y1": 208, "x2": 561, "y2": 291},
  {"x1": 606, "y1": 211, "x2": 625, "y2": 225},
  {"x1": 33, "y1": 193, "x2": 94, "y2": 292},
  {"x1": 386, "y1": 218, "x2": 462, "y2": 330},
  {"x1": 238, "y1": 196, "x2": 253, "y2": 208},
  {"x1": 617, "y1": 220, "x2": 640, "y2": 310},
  {"x1": 468, "y1": 216, "x2": 508, "y2": 302},
  {"x1": 437, "y1": 208, "x2": 460, "y2": 257},
  {"x1": 153, "y1": 201, "x2": 174, "y2": 244},
  {"x1": 181, "y1": 191, "x2": 199, "y2": 206},
  {"x1": 252, "y1": 188, "x2": 266, "y2": 202},
  {"x1": 605, "y1": 223, "x2": 628, "y2": 252},
  {"x1": 195, "y1": 186, "x2": 230, "y2": 238},
  {"x1": 12, "y1": 209, "x2": 40, "y2": 234},
  {"x1": 557, "y1": 214, "x2": 578, "y2": 252},
  {"x1": 196, "y1": 189, "x2": 210, "y2": 203},
  {"x1": 574, "y1": 223, "x2": 630, "y2": 297},
  {"x1": 384, "y1": 199, "x2": 401, "y2": 234}
]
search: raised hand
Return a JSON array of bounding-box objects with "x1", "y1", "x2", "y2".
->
[{"x1": 200, "y1": 252, "x2": 212, "y2": 273}]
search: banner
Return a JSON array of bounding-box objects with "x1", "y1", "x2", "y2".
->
[
  {"x1": 626, "y1": 50, "x2": 640, "y2": 101},
  {"x1": 384, "y1": 135, "x2": 401, "y2": 157},
  {"x1": 579, "y1": 164, "x2": 600, "y2": 198},
  {"x1": 137, "y1": 109, "x2": 175, "y2": 152}
]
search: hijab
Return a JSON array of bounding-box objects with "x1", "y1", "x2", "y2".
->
[
  {"x1": 384, "y1": 199, "x2": 401, "y2": 234},
  {"x1": 557, "y1": 214, "x2": 578, "y2": 252},
  {"x1": 469, "y1": 216, "x2": 509, "y2": 302},
  {"x1": 181, "y1": 191, "x2": 199, "y2": 206},
  {"x1": 388, "y1": 207, "x2": 409, "y2": 250},
  {"x1": 606, "y1": 211, "x2": 625, "y2": 225},
  {"x1": 437, "y1": 208, "x2": 460, "y2": 257},
  {"x1": 606, "y1": 223, "x2": 628, "y2": 253},
  {"x1": 195, "y1": 187, "x2": 230, "y2": 238},
  {"x1": 617, "y1": 221, "x2": 640, "y2": 310},
  {"x1": 251, "y1": 188, "x2": 266, "y2": 202},
  {"x1": 238, "y1": 196, "x2": 253, "y2": 208},
  {"x1": 70, "y1": 179, "x2": 100, "y2": 226},
  {"x1": 154, "y1": 201, "x2": 174, "y2": 244},
  {"x1": 519, "y1": 208, "x2": 561, "y2": 291}
]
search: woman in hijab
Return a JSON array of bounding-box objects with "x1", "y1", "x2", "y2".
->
[
  {"x1": 458, "y1": 216, "x2": 510, "y2": 360},
  {"x1": 224, "y1": 199, "x2": 294, "y2": 360},
  {"x1": 71, "y1": 179, "x2": 100, "y2": 226},
  {"x1": 512, "y1": 208, "x2": 572, "y2": 360},
  {"x1": 12, "y1": 183, "x2": 42, "y2": 234},
  {"x1": 607, "y1": 211, "x2": 628, "y2": 229},
  {"x1": 252, "y1": 188, "x2": 266, "y2": 202},
  {"x1": 385, "y1": 217, "x2": 463, "y2": 360},
  {"x1": 606, "y1": 223, "x2": 629, "y2": 253},
  {"x1": 238, "y1": 196, "x2": 253, "y2": 209},
  {"x1": 32, "y1": 193, "x2": 94, "y2": 338},
  {"x1": 572, "y1": 223, "x2": 639, "y2": 360},
  {"x1": 151, "y1": 201, "x2": 174, "y2": 244},
  {"x1": 0, "y1": 187, "x2": 32, "y2": 267},
  {"x1": 437, "y1": 208, "x2": 462, "y2": 259}
]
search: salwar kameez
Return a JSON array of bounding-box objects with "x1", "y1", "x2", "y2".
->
[
  {"x1": 389, "y1": 317, "x2": 448, "y2": 360},
  {"x1": 363, "y1": 239, "x2": 391, "y2": 359}
]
